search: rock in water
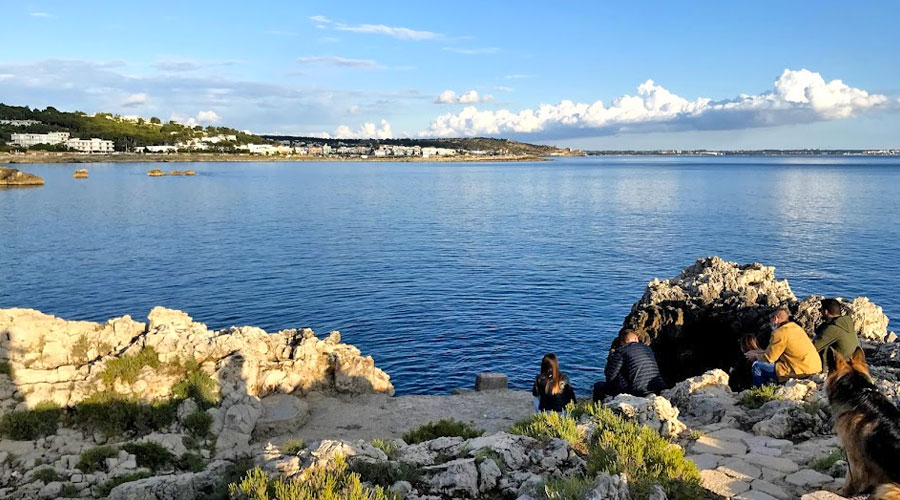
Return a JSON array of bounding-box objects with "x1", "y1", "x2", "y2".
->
[
  {"x1": 147, "y1": 169, "x2": 165, "y2": 177},
  {"x1": 0, "y1": 166, "x2": 44, "y2": 186},
  {"x1": 73, "y1": 169, "x2": 89, "y2": 179},
  {"x1": 620, "y1": 256, "x2": 888, "y2": 386}
]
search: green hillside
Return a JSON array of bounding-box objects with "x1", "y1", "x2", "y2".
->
[{"x1": 0, "y1": 104, "x2": 265, "y2": 152}]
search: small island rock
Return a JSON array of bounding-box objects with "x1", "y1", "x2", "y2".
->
[
  {"x1": 73, "y1": 169, "x2": 89, "y2": 179},
  {"x1": 0, "y1": 166, "x2": 44, "y2": 186}
]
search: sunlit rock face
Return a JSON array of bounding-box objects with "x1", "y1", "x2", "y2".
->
[{"x1": 620, "y1": 257, "x2": 891, "y2": 387}]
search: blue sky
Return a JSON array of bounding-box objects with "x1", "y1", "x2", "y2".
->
[{"x1": 2, "y1": 1, "x2": 898, "y2": 149}]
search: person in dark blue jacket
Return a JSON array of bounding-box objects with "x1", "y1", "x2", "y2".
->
[{"x1": 592, "y1": 330, "x2": 666, "y2": 402}]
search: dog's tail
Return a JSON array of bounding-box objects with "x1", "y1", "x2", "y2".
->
[{"x1": 873, "y1": 483, "x2": 900, "y2": 500}]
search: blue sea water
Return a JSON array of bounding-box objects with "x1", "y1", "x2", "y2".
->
[{"x1": 1, "y1": 156, "x2": 898, "y2": 395}]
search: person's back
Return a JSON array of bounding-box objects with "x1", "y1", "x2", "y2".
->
[
  {"x1": 814, "y1": 301, "x2": 860, "y2": 370},
  {"x1": 766, "y1": 321, "x2": 822, "y2": 379},
  {"x1": 532, "y1": 353, "x2": 577, "y2": 412},
  {"x1": 606, "y1": 341, "x2": 665, "y2": 396}
]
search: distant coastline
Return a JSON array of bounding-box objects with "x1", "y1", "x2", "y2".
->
[
  {"x1": 586, "y1": 149, "x2": 900, "y2": 157},
  {"x1": 0, "y1": 151, "x2": 557, "y2": 164}
]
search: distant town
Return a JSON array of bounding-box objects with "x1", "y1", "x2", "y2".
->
[{"x1": 1, "y1": 105, "x2": 897, "y2": 160}]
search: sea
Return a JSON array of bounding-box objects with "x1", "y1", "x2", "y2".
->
[{"x1": 1, "y1": 156, "x2": 898, "y2": 395}]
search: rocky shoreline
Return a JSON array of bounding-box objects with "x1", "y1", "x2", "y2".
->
[
  {"x1": 0, "y1": 153, "x2": 552, "y2": 164},
  {"x1": 0, "y1": 257, "x2": 897, "y2": 499}
]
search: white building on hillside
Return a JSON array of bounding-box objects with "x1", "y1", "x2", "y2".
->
[
  {"x1": 10, "y1": 132, "x2": 70, "y2": 147},
  {"x1": 421, "y1": 147, "x2": 457, "y2": 158},
  {"x1": 0, "y1": 119, "x2": 41, "y2": 126},
  {"x1": 66, "y1": 138, "x2": 115, "y2": 153}
]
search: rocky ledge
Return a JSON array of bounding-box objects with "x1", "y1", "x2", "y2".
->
[
  {"x1": 0, "y1": 166, "x2": 44, "y2": 186},
  {"x1": 0, "y1": 257, "x2": 896, "y2": 500}
]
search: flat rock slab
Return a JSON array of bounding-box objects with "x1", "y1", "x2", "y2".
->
[
  {"x1": 785, "y1": 469, "x2": 834, "y2": 488},
  {"x1": 718, "y1": 457, "x2": 762, "y2": 481},
  {"x1": 692, "y1": 435, "x2": 748, "y2": 456},
  {"x1": 687, "y1": 453, "x2": 721, "y2": 470},
  {"x1": 749, "y1": 479, "x2": 790, "y2": 500},
  {"x1": 743, "y1": 453, "x2": 800, "y2": 473},
  {"x1": 734, "y1": 490, "x2": 781, "y2": 500},
  {"x1": 253, "y1": 395, "x2": 310, "y2": 439},
  {"x1": 800, "y1": 491, "x2": 849, "y2": 500},
  {"x1": 701, "y1": 469, "x2": 751, "y2": 497}
]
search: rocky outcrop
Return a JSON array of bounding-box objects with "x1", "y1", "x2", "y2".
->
[
  {"x1": 605, "y1": 394, "x2": 686, "y2": 438},
  {"x1": 622, "y1": 257, "x2": 892, "y2": 385},
  {"x1": 0, "y1": 166, "x2": 44, "y2": 186},
  {"x1": 73, "y1": 169, "x2": 88, "y2": 179},
  {"x1": 0, "y1": 307, "x2": 393, "y2": 411}
]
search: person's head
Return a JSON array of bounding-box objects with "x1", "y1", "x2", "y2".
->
[
  {"x1": 740, "y1": 334, "x2": 760, "y2": 353},
  {"x1": 820, "y1": 298, "x2": 842, "y2": 319},
  {"x1": 769, "y1": 308, "x2": 790, "y2": 330},
  {"x1": 622, "y1": 330, "x2": 641, "y2": 345},
  {"x1": 540, "y1": 353, "x2": 562, "y2": 395}
]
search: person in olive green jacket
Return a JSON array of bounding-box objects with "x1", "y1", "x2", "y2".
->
[{"x1": 813, "y1": 298, "x2": 860, "y2": 369}]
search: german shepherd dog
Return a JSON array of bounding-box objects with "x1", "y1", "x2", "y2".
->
[{"x1": 825, "y1": 347, "x2": 900, "y2": 499}]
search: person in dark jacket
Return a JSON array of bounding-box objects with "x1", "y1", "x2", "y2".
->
[
  {"x1": 532, "y1": 353, "x2": 577, "y2": 412},
  {"x1": 814, "y1": 298, "x2": 860, "y2": 369},
  {"x1": 592, "y1": 330, "x2": 666, "y2": 402}
]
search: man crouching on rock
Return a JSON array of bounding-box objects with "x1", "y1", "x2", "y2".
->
[
  {"x1": 592, "y1": 330, "x2": 666, "y2": 402},
  {"x1": 745, "y1": 308, "x2": 822, "y2": 387}
]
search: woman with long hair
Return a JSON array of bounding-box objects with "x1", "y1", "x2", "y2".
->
[{"x1": 532, "y1": 353, "x2": 577, "y2": 412}]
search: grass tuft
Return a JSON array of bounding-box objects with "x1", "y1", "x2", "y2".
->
[
  {"x1": 96, "y1": 471, "x2": 151, "y2": 497},
  {"x1": 76, "y1": 445, "x2": 118, "y2": 473},
  {"x1": 0, "y1": 401, "x2": 61, "y2": 440},
  {"x1": 811, "y1": 448, "x2": 846, "y2": 473},
  {"x1": 402, "y1": 419, "x2": 484, "y2": 444},
  {"x1": 100, "y1": 347, "x2": 161, "y2": 386},
  {"x1": 371, "y1": 439, "x2": 397, "y2": 460},
  {"x1": 282, "y1": 439, "x2": 306, "y2": 455},
  {"x1": 739, "y1": 384, "x2": 783, "y2": 409},
  {"x1": 121, "y1": 441, "x2": 176, "y2": 472},
  {"x1": 31, "y1": 467, "x2": 59, "y2": 483},
  {"x1": 184, "y1": 411, "x2": 214, "y2": 439},
  {"x1": 509, "y1": 404, "x2": 584, "y2": 452}
]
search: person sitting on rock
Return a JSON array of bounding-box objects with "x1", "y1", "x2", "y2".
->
[
  {"x1": 592, "y1": 330, "x2": 666, "y2": 402},
  {"x1": 744, "y1": 308, "x2": 822, "y2": 386},
  {"x1": 813, "y1": 298, "x2": 860, "y2": 370},
  {"x1": 532, "y1": 353, "x2": 577, "y2": 412},
  {"x1": 729, "y1": 334, "x2": 761, "y2": 389}
]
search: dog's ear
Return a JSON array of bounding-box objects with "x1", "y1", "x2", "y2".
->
[
  {"x1": 849, "y1": 346, "x2": 870, "y2": 376},
  {"x1": 827, "y1": 347, "x2": 848, "y2": 374}
]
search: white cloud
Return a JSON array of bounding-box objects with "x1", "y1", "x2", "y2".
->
[
  {"x1": 494, "y1": 86, "x2": 514, "y2": 93},
  {"x1": 309, "y1": 15, "x2": 332, "y2": 24},
  {"x1": 121, "y1": 93, "x2": 148, "y2": 107},
  {"x1": 30, "y1": 12, "x2": 50, "y2": 17},
  {"x1": 334, "y1": 23, "x2": 440, "y2": 40},
  {"x1": 153, "y1": 59, "x2": 204, "y2": 72},
  {"x1": 504, "y1": 74, "x2": 533, "y2": 80},
  {"x1": 296, "y1": 56, "x2": 378, "y2": 69},
  {"x1": 422, "y1": 69, "x2": 891, "y2": 138},
  {"x1": 170, "y1": 110, "x2": 221, "y2": 127},
  {"x1": 435, "y1": 89, "x2": 494, "y2": 104},
  {"x1": 443, "y1": 47, "x2": 500, "y2": 55},
  {"x1": 326, "y1": 119, "x2": 394, "y2": 139}
]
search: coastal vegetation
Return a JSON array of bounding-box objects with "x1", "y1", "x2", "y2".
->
[
  {"x1": 401, "y1": 418, "x2": 484, "y2": 444},
  {"x1": 738, "y1": 384, "x2": 783, "y2": 409},
  {"x1": 510, "y1": 403, "x2": 703, "y2": 500}
]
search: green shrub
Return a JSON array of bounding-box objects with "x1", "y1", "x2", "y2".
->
[
  {"x1": 70, "y1": 334, "x2": 91, "y2": 366},
  {"x1": 184, "y1": 411, "x2": 213, "y2": 438},
  {"x1": 31, "y1": 467, "x2": 59, "y2": 483},
  {"x1": 100, "y1": 347, "x2": 161, "y2": 385},
  {"x1": 539, "y1": 475, "x2": 595, "y2": 500},
  {"x1": 349, "y1": 459, "x2": 419, "y2": 488},
  {"x1": 229, "y1": 456, "x2": 397, "y2": 500},
  {"x1": 76, "y1": 445, "x2": 118, "y2": 473},
  {"x1": 204, "y1": 458, "x2": 255, "y2": 500},
  {"x1": 509, "y1": 405, "x2": 584, "y2": 452},
  {"x1": 59, "y1": 483, "x2": 80, "y2": 497},
  {"x1": 95, "y1": 471, "x2": 151, "y2": 497},
  {"x1": 371, "y1": 439, "x2": 396, "y2": 460},
  {"x1": 171, "y1": 360, "x2": 220, "y2": 409},
  {"x1": 282, "y1": 439, "x2": 306, "y2": 455},
  {"x1": 402, "y1": 419, "x2": 484, "y2": 444},
  {"x1": 739, "y1": 385, "x2": 782, "y2": 409},
  {"x1": 584, "y1": 404, "x2": 703, "y2": 500},
  {"x1": 0, "y1": 401, "x2": 61, "y2": 440},
  {"x1": 177, "y1": 452, "x2": 206, "y2": 473},
  {"x1": 0, "y1": 361, "x2": 12, "y2": 376},
  {"x1": 811, "y1": 448, "x2": 846, "y2": 473},
  {"x1": 121, "y1": 442, "x2": 176, "y2": 472},
  {"x1": 474, "y1": 447, "x2": 507, "y2": 472},
  {"x1": 72, "y1": 391, "x2": 177, "y2": 437}
]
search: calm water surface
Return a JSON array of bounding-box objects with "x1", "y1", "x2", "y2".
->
[{"x1": 1, "y1": 157, "x2": 898, "y2": 394}]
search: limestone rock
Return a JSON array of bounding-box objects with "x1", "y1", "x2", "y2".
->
[
  {"x1": 0, "y1": 166, "x2": 44, "y2": 186},
  {"x1": 585, "y1": 473, "x2": 630, "y2": 500},
  {"x1": 606, "y1": 394, "x2": 686, "y2": 438}
]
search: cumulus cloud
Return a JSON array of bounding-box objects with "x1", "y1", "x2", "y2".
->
[
  {"x1": 121, "y1": 93, "x2": 148, "y2": 107},
  {"x1": 421, "y1": 69, "x2": 891, "y2": 138},
  {"x1": 296, "y1": 56, "x2": 378, "y2": 69},
  {"x1": 435, "y1": 89, "x2": 494, "y2": 104},
  {"x1": 170, "y1": 110, "x2": 221, "y2": 127},
  {"x1": 324, "y1": 119, "x2": 393, "y2": 139}
]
